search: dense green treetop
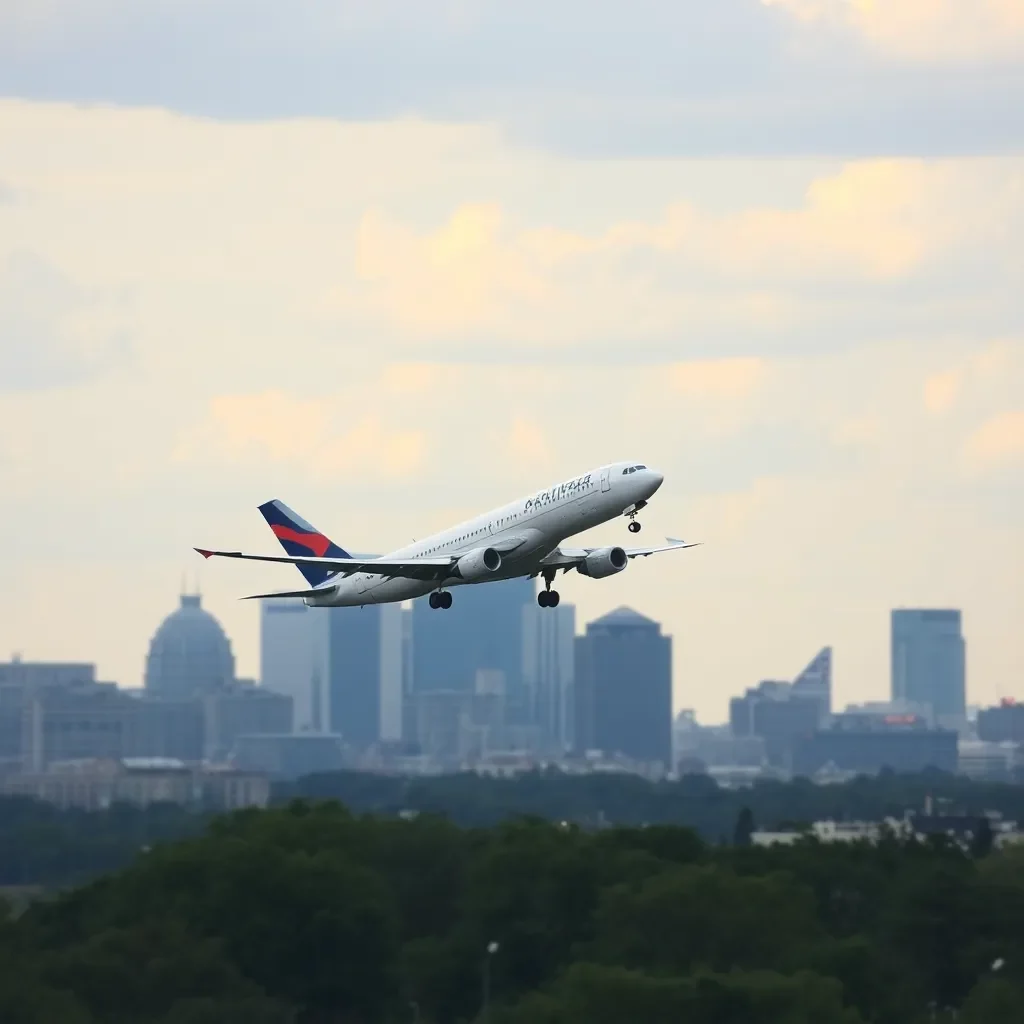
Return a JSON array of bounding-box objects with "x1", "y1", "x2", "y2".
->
[{"x1": 0, "y1": 795, "x2": 1022, "y2": 1023}]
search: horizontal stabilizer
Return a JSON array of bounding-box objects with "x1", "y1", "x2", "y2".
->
[
  {"x1": 194, "y1": 547, "x2": 453, "y2": 582},
  {"x1": 240, "y1": 586, "x2": 336, "y2": 601}
]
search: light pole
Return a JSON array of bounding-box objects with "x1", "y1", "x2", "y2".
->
[{"x1": 481, "y1": 940, "x2": 499, "y2": 1022}]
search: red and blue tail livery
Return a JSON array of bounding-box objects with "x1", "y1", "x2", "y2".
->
[{"x1": 258, "y1": 499, "x2": 351, "y2": 587}]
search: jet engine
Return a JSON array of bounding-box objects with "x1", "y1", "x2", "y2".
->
[
  {"x1": 455, "y1": 546, "x2": 503, "y2": 581},
  {"x1": 576, "y1": 546, "x2": 628, "y2": 579}
]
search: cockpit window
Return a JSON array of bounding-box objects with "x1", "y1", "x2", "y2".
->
[{"x1": 636, "y1": 464, "x2": 646, "y2": 470}]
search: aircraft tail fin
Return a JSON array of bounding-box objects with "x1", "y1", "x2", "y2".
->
[{"x1": 257, "y1": 499, "x2": 351, "y2": 587}]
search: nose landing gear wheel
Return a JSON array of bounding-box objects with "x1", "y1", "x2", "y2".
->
[{"x1": 628, "y1": 520, "x2": 641, "y2": 534}]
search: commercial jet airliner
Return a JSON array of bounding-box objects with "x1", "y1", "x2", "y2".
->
[{"x1": 195, "y1": 461, "x2": 698, "y2": 610}]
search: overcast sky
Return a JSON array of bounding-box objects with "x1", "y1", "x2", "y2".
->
[{"x1": 1, "y1": 0, "x2": 1022, "y2": 721}]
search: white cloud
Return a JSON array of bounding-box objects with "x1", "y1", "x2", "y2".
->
[
  {"x1": 174, "y1": 391, "x2": 428, "y2": 480},
  {"x1": 1, "y1": 1, "x2": 1022, "y2": 158},
  {"x1": 964, "y1": 410, "x2": 1024, "y2": 470},
  {"x1": 764, "y1": 0, "x2": 1024, "y2": 62},
  {"x1": 0, "y1": 100, "x2": 1021, "y2": 721}
]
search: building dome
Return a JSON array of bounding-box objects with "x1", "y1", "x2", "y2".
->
[{"x1": 144, "y1": 594, "x2": 235, "y2": 697}]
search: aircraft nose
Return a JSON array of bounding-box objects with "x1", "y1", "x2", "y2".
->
[{"x1": 648, "y1": 468, "x2": 664, "y2": 492}]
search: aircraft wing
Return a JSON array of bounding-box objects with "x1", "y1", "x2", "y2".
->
[
  {"x1": 539, "y1": 537, "x2": 700, "y2": 570},
  {"x1": 195, "y1": 548, "x2": 453, "y2": 582}
]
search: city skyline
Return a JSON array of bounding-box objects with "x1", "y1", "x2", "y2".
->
[
  {"x1": 1, "y1": 2, "x2": 1022, "y2": 723},
  {"x1": 2, "y1": 588, "x2": 1005, "y2": 729}
]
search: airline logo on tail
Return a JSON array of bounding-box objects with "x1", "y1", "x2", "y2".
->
[{"x1": 258, "y1": 500, "x2": 350, "y2": 587}]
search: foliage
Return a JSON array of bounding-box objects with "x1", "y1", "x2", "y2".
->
[
  {"x1": 0, "y1": 796, "x2": 1021, "y2": 1022},
  {"x1": 278, "y1": 767, "x2": 1024, "y2": 840}
]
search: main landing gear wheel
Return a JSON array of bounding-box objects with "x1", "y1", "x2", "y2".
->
[
  {"x1": 429, "y1": 591, "x2": 453, "y2": 610},
  {"x1": 628, "y1": 520, "x2": 642, "y2": 534},
  {"x1": 538, "y1": 569, "x2": 560, "y2": 607}
]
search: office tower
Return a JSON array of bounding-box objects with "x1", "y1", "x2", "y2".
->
[
  {"x1": 522, "y1": 600, "x2": 575, "y2": 753},
  {"x1": 573, "y1": 607, "x2": 672, "y2": 767},
  {"x1": 791, "y1": 646, "x2": 832, "y2": 723},
  {"x1": 145, "y1": 594, "x2": 235, "y2": 697},
  {"x1": 401, "y1": 607, "x2": 415, "y2": 743},
  {"x1": 729, "y1": 679, "x2": 821, "y2": 768},
  {"x1": 261, "y1": 600, "x2": 326, "y2": 732},
  {"x1": 411, "y1": 577, "x2": 535, "y2": 703},
  {"x1": 324, "y1": 603, "x2": 403, "y2": 750},
  {"x1": 891, "y1": 609, "x2": 966, "y2": 727}
]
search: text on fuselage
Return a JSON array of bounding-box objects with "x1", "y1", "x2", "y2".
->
[{"x1": 524, "y1": 473, "x2": 592, "y2": 512}]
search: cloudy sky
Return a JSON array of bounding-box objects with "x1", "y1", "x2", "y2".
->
[{"x1": 1, "y1": 0, "x2": 1022, "y2": 721}]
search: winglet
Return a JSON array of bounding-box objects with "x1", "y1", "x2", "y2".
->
[{"x1": 194, "y1": 548, "x2": 214, "y2": 559}]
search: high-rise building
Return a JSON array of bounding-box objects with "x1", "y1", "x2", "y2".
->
[
  {"x1": 792, "y1": 647, "x2": 832, "y2": 722},
  {"x1": 324, "y1": 604, "x2": 403, "y2": 750},
  {"x1": 573, "y1": 607, "x2": 672, "y2": 767},
  {"x1": 411, "y1": 578, "x2": 535, "y2": 706},
  {"x1": 730, "y1": 679, "x2": 821, "y2": 768},
  {"x1": 261, "y1": 601, "x2": 326, "y2": 733},
  {"x1": 891, "y1": 609, "x2": 966, "y2": 727},
  {"x1": 522, "y1": 600, "x2": 575, "y2": 753}
]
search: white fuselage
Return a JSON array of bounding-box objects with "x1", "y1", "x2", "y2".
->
[{"x1": 305, "y1": 461, "x2": 663, "y2": 607}]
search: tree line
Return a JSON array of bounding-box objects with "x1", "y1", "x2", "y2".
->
[
  {"x1": 3, "y1": 768, "x2": 1024, "y2": 888},
  {"x1": 2, "y1": 799, "x2": 1023, "y2": 1023},
  {"x1": 279, "y1": 766, "x2": 1024, "y2": 839}
]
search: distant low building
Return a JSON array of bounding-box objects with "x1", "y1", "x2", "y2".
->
[
  {"x1": 958, "y1": 740, "x2": 1023, "y2": 783},
  {"x1": 203, "y1": 683, "x2": 293, "y2": 761},
  {"x1": 0, "y1": 757, "x2": 269, "y2": 811},
  {"x1": 977, "y1": 700, "x2": 1024, "y2": 744},
  {"x1": 231, "y1": 733, "x2": 346, "y2": 779},
  {"x1": 755, "y1": 809, "x2": 1023, "y2": 849},
  {"x1": 793, "y1": 710, "x2": 958, "y2": 777}
]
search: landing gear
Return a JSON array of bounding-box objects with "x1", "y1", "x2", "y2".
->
[
  {"x1": 625, "y1": 500, "x2": 646, "y2": 534},
  {"x1": 538, "y1": 569, "x2": 560, "y2": 608},
  {"x1": 429, "y1": 591, "x2": 453, "y2": 610}
]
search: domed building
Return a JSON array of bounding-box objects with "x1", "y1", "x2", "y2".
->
[{"x1": 144, "y1": 594, "x2": 236, "y2": 698}]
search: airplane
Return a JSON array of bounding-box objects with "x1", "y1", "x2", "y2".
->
[{"x1": 195, "y1": 461, "x2": 699, "y2": 610}]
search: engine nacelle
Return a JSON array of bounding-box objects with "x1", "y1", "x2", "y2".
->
[
  {"x1": 455, "y1": 546, "x2": 503, "y2": 581},
  {"x1": 576, "y1": 546, "x2": 628, "y2": 579}
]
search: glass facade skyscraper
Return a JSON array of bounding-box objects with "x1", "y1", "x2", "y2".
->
[
  {"x1": 411, "y1": 577, "x2": 536, "y2": 704},
  {"x1": 891, "y1": 609, "x2": 966, "y2": 725}
]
